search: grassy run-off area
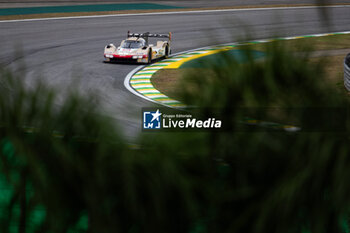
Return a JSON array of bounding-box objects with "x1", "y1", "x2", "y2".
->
[
  {"x1": 152, "y1": 34, "x2": 350, "y2": 101},
  {"x1": 0, "y1": 3, "x2": 183, "y2": 20}
]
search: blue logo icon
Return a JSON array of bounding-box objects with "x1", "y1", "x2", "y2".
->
[{"x1": 143, "y1": 109, "x2": 162, "y2": 129}]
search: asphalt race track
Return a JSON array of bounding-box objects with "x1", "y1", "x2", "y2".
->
[{"x1": 0, "y1": 5, "x2": 350, "y2": 139}]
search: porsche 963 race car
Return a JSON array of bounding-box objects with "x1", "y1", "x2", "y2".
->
[{"x1": 104, "y1": 31, "x2": 171, "y2": 63}]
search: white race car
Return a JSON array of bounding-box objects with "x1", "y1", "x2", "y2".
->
[{"x1": 104, "y1": 31, "x2": 171, "y2": 63}]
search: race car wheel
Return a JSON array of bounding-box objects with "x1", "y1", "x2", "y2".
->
[
  {"x1": 165, "y1": 46, "x2": 169, "y2": 58},
  {"x1": 147, "y1": 49, "x2": 152, "y2": 64}
]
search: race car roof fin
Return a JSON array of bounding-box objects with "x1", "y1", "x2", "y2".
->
[{"x1": 127, "y1": 32, "x2": 171, "y2": 39}]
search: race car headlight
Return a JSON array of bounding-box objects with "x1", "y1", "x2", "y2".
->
[
  {"x1": 132, "y1": 56, "x2": 138, "y2": 59},
  {"x1": 138, "y1": 56, "x2": 143, "y2": 58}
]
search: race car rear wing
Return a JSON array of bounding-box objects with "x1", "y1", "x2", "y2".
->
[{"x1": 127, "y1": 31, "x2": 172, "y2": 44}]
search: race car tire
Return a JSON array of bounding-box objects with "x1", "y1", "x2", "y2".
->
[
  {"x1": 165, "y1": 45, "x2": 169, "y2": 58},
  {"x1": 147, "y1": 49, "x2": 152, "y2": 64}
]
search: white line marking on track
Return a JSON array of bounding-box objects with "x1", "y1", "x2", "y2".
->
[
  {"x1": 0, "y1": 5, "x2": 349, "y2": 23},
  {"x1": 124, "y1": 65, "x2": 175, "y2": 106}
]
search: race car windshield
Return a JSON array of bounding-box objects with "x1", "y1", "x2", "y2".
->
[{"x1": 122, "y1": 40, "x2": 144, "y2": 49}]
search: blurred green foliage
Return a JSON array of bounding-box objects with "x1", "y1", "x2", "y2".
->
[{"x1": 0, "y1": 38, "x2": 350, "y2": 233}]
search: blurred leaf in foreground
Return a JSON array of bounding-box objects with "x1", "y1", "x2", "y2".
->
[{"x1": 0, "y1": 38, "x2": 350, "y2": 233}]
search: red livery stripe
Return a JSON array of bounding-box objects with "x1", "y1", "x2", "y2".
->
[{"x1": 113, "y1": 54, "x2": 133, "y2": 58}]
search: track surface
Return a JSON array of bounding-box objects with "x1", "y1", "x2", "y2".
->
[{"x1": 0, "y1": 6, "x2": 350, "y2": 139}]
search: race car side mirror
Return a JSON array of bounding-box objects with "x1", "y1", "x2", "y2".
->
[{"x1": 142, "y1": 46, "x2": 147, "y2": 49}]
